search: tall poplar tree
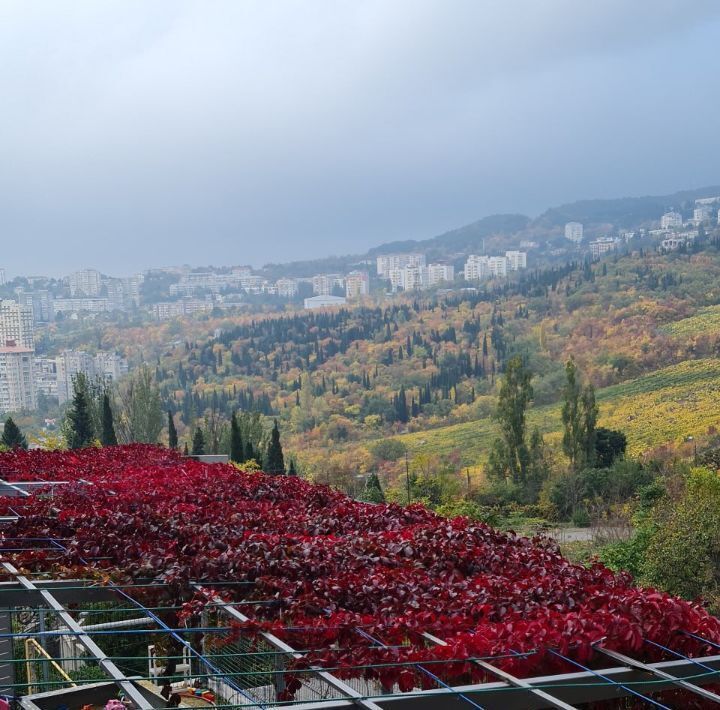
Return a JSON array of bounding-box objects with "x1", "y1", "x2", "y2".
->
[
  {"x1": 561, "y1": 360, "x2": 583, "y2": 470},
  {"x1": 487, "y1": 355, "x2": 533, "y2": 485}
]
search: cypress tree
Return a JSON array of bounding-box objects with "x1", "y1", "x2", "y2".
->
[
  {"x1": 67, "y1": 373, "x2": 96, "y2": 449},
  {"x1": 101, "y1": 393, "x2": 118, "y2": 446},
  {"x1": 287, "y1": 458, "x2": 297, "y2": 476},
  {"x1": 230, "y1": 412, "x2": 244, "y2": 463},
  {"x1": 265, "y1": 420, "x2": 285, "y2": 475},
  {"x1": 1, "y1": 417, "x2": 28, "y2": 450},
  {"x1": 168, "y1": 411, "x2": 178, "y2": 449},
  {"x1": 191, "y1": 428, "x2": 205, "y2": 456},
  {"x1": 245, "y1": 440, "x2": 255, "y2": 463},
  {"x1": 183, "y1": 442, "x2": 189, "y2": 456}
]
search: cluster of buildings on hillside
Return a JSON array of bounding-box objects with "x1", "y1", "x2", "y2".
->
[
  {"x1": 0, "y1": 299, "x2": 126, "y2": 414},
  {"x1": 563, "y1": 197, "x2": 720, "y2": 259},
  {"x1": 463, "y1": 251, "x2": 527, "y2": 280}
]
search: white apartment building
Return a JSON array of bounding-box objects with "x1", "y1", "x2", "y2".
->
[
  {"x1": 660, "y1": 211, "x2": 683, "y2": 230},
  {"x1": 464, "y1": 255, "x2": 489, "y2": 281},
  {"x1": 345, "y1": 271, "x2": 370, "y2": 299},
  {"x1": 18, "y1": 290, "x2": 53, "y2": 323},
  {"x1": 153, "y1": 299, "x2": 213, "y2": 321},
  {"x1": 717, "y1": 208, "x2": 720, "y2": 226},
  {"x1": 276, "y1": 278, "x2": 298, "y2": 298},
  {"x1": 312, "y1": 274, "x2": 345, "y2": 296},
  {"x1": 427, "y1": 264, "x2": 455, "y2": 285},
  {"x1": 68, "y1": 269, "x2": 102, "y2": 297},
  {"x1": 52, "y1": 298, "x2": 111, "y2": 315},
  {"x1": 0, "y1": 300, "x2": 34, "y2": 349},
  {"x1": 55, "y1": 350, "x2": 128, "y2": 404},
  {"x1": 0, "y1": 344, "x2": 36, "y2": 413},
  {"x1": 376, "y1": 253, "x2": 426, "y2": 277},
  {"x1": 0, "y1": 269, "x2": 5, "y2": 286},
  {"x1": 564, "y1": 222, "x2": 584, "y2": 243},
  {"x1": 505, "y1": 251, "x2": 527, "y2": 270},
  {"x1": 589, "y1": 237, "x2": 618, "y2": 259},
  {"x1": 488, "y1": 256, "x2": 508, "y2": 277},
  {"x1": 692, "y1": 205, "x2": 713, "y2": 225},
  {"x1": 34, "y1": 357, "x2": 58, "y2": 398}
]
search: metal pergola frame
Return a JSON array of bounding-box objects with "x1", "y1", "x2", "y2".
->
[{"x1": 2, "y1": 475, "x2": 720, "y2": 709}]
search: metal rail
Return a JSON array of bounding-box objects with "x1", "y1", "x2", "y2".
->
[{"x1": 0, "y1": 560, "x2": 153, "y2": 709}]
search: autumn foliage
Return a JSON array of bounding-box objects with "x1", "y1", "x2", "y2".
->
[{"x1": 2, "y1": 445, "x2": 719, "y2": 699}]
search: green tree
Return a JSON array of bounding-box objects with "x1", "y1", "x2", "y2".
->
[
  {"x1": 487, "y1": 356, "x2": 533, "y2": 485},
  {"x1": 229, "y1": 411, "x2": 244, "y2": 463},
  {"x1": 561, "y1": 360, "x2": 598, "y2": 470},
  {"x1": 265, "y1": 419, "x2": 285, "y2": 475},
  {"x1": 360, "y1": 472, "x2": 385, "y2": 503},
  {"x1": 116, "y1": 367, "x2": 163, "y2": 444},
  {"x1": 561, "y1": 360, "x2": 583, "y2": 470},
  {"x1": 191, "y1": 428, "x2": 205, "y2": 456},
  {"x1": 595, "y1": 427, "x2": 627, "y2": 468},
  {"x1": 287, "y1": 458, "x2": 297, "y2": 476},
  {"x1": 167, "y1": 411, "x2": 178, "y2": 449},
  {"x1": 642, "y1": 468, "x2": 720, "y2": 602},
  {"x1": 1, "y1": 417, "x2": 28, "y2": 450},
  {"x1": 101, "y1": 393, "x2": 118, "y2": 446},
  {"x1": 65, "y1": 373, "x2": 96, "y2": 449}
]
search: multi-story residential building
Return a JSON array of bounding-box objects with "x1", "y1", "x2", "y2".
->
[
  {"x1": 0, "y1": 269, "x2": 5, "y2": 286},
  {"x1": 589, "y1": 237, "x2": 618, "y2": 259},
  {"x1": 52, "y1": 298, "x2": 111, "y2": 315},
  {"x1": 660, "y1": 211, "x2": 683, "y2": 230},
  {"x1": 0, "y1": 344, "x2": 36, "y2": 413},
  {"x1": 0, "y1": 300, "x2": 34, "y2": 349},
  {"x1": 68, "y1": 269, "x2": 102, "y2": 297},
  {"x1": 376, "y1": 253, "x2": 426, "y2": 277},
  {"x1": 505, "y1": 251, "x2": 527, "y2": 270},
  {"x1": 717, "y1": 208, "x2": 720, "y2": 226},
  {"x1": 692, "y1": 205, "x2": 713, "y2": 225},
  {"x1": 55, "y1": 350, "x2": 97, "y2": 404},
  {"x1": 564, "y1": 222, "x2": 584, "y2": 243},
  {"x1": 519, "y1": 240, "x2": 539, "y2": 249},
  {"x1": 312, "y1": 274, "x2": 345, "y2": 296},
  {"x1": 34, "y1": 357, "x2": 58, "y2": 399},
  {"x1": 55, "y1": 350, "x2": 128, "y2": 403},
  {"x1": 152, "y1": 299, "x2": 214, "y2": 321},
  {"x1": 18, "y1": 290, "x2": 53, "y2": 323},
  {"x1": 464, "y1": 255, "x2": 489, "y2": 281},
  {"x1": 345, "y1": 271, "x2": 370, "y2": 299},
  {"x1": 427, "y1": 264, "x2": 455, "y2": 285},
  {"x1": 276, "y1": 278, "x2": 299, "y2": 298},
  {"x1": 488, "y1": 256, "x2": 508, "y2": 277}
]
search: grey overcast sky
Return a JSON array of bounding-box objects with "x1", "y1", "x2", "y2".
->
[{"x1": 1, "y1": 1, "x2": 719, "y2": 277}]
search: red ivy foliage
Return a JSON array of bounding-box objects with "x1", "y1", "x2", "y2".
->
[{"x1": 1, "y1": 445, "x2": 719, "y2": 701}]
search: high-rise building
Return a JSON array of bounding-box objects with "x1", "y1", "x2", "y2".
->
[
  {"x1": 488, "y1": 257, "x2": 508, "y2": 277},
  {"x1": 589, "y1": 237, "x2": 617, "y2": 259},
  {"x1": 312, "y1": 274, "x2": 345, "y2": 296},
  {"x1": 276, "y1": 278, "x2": 299, "y2": 298},
  {"x1": 0, "y1": 269, "x2": 5, "y2": 286},
  {"x1": 692, "y1": 205, "x2": 713, "y2": 225},
  {"x1": 464, "y1": 255, "x2": 489, "y2": 281},
  {"x1": 55, "y1": 350, "x2": 96, "y2": 404},
  {"x1": 345, "y1": 271, "x2": 370, "y2": 299},
  {"x1": 376, "y1": 254, "x2": 426, "y2": 277},
  {"x1": 505, "y1": 251, "x2": 528, "y2": 270},
  {"x1": 0, "y1": 300, "x2": 34, "y2": 349},
  {"x1": 68, "y1": 269, "x2": 102, "y2": 297},
  {"x1": 18, "y1": 290, "x2": 53, "y2": 323},
  {"x1": 660, "y1": 211, "x2": 683, "y2": 230},
  {"x1": 0, "y1": 344, "x2": 36, "y2": 413},
  {"x1": 427, "y1": 264, "x2": 455, "y2": 285},
  {"x1": 564, "y1": 222, "x2": 584, "y2": 243}
]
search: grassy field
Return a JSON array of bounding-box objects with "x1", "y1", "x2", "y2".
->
[{"x1": 393, "y1": 358, "x2": 720, "y2": 464}]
